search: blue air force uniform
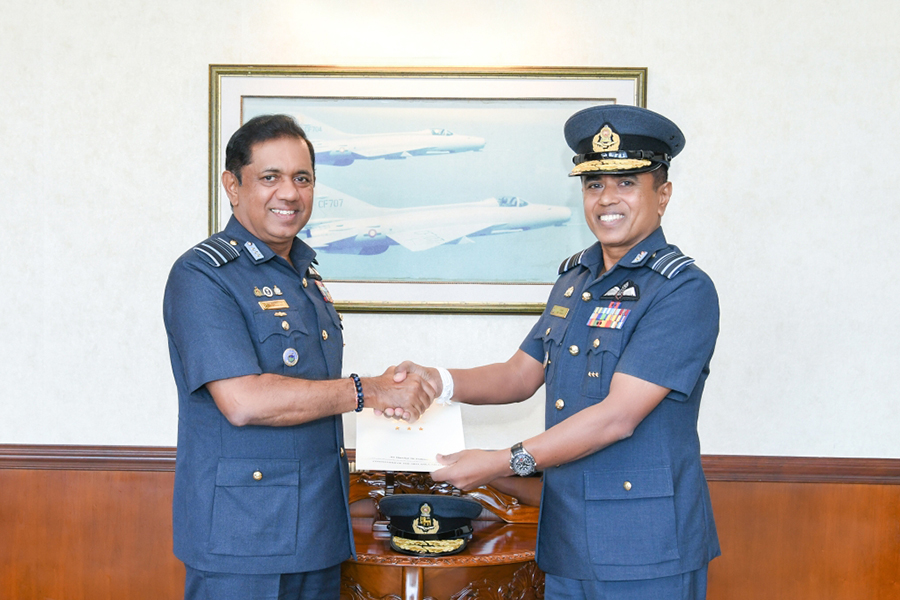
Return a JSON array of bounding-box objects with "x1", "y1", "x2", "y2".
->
[
  {"x1": 163, "y1": 215, "x2": 353, "y2": 575},
  {"x1": 520, "y1": 227, "x2": 720, "y2": 581},
  {"x1": 512, "y1": 104, "x2": 720, "y2": 591}
]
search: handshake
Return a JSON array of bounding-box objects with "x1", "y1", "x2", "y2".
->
[{"x1": 359, "y1": 361, "x2": 444, "y2": 423}]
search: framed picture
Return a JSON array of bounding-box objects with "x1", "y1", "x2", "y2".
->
[{"x1": 209, "y1": 66, "x2": 646, "y2": 313}]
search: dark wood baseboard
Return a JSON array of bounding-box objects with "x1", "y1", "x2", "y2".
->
[{"x1": 2, "y1": 445, "x2": 899, "y2": 484}]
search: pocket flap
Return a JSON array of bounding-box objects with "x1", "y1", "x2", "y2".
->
[
  {"x1": 585, "y1": 467, "x2": 673, "y2": 500},
  {"x1": 254, "y1": 310, "x2": 308, "y2": 342},
  {"x1": 215, "y1": 458, "x2": 300, "y2": 487},
  {"x1": 534, "y1": 318, "x2": 570, "y2": 345}
]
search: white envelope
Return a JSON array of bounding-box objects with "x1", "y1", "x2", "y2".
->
[{"x1": 355, "y1": 402, "x2": 466, "y2": 472}]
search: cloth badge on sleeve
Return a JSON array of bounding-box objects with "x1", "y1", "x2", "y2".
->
[
  {"x1": 315, "y1": 280, "x2": 333, "y2": 303},
  {"x1": 587, "y1": 302, "x2": 631, "y2": 329},
  {"x1": 600, "y1": 280, "x2": 640, "y2": 301}
]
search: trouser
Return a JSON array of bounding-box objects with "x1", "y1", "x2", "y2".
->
[
  {"x1": 545, "y1": 565, "x2": 708, "y2": 600},
  {"x1": 184, "y1": 564, "x2": 341, "y2": 600}
]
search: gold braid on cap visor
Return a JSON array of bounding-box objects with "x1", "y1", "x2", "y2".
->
[
  {"x1": 570, "y1": 158, "x2": 653, "y2": 175},
  {"x1": 392, "y1": 536, "x2": 466, "y2": 554}
]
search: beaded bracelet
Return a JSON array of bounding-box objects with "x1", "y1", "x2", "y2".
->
[{"x1": 349, "y1": 373, "x2": 364, "y2": 412}]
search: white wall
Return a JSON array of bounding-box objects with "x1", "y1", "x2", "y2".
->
[{"x1": 1, "y1": 0, "x2": 897, "y2": 457}]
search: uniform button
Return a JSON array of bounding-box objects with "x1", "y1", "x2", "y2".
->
[
  {"x1": 253, "y1": 470, "x2": 263, "y2": 481},
  {"x1": 302, "y1": 278, "x2": 308, "y2": 288},
  {"x1": 338, "y1": 313, "x2": 344, "y2": 321},
  {"x1": 281, "y1": 321, "x2": 290, "y2": 330},
  {"x1": 555, "y1": 399, "x2": 565, "y2": 410},
  {"x1": 582, "y1": 291, "x2": 592, "y2": 302},
  {"x1": 623, "y1": 481, "x2": 632, "y2": 491},
  {"x1": 569, "y1": 345, "x2": 580, "y2": 356},
  {"x1": 229, "y1": 240, "x2": 238, "y2": 246},
  {"x1": 322, "y1": 330, "x2": 328, "y2": 341},
  {"x1": 593, "y1": 338, "x2": 600, "y2": 348},
  {"x1": 340, "y1": 447, "x2": 345, "y2": 458}
]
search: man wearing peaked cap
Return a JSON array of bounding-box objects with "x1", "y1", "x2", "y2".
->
[{"x1": 395, "y1": 104, "x2": 720, "y2": 599}]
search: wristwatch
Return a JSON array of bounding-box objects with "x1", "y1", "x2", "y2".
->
[{"x1": 509, "y1": 442, "x2": 537, "y2": 476}]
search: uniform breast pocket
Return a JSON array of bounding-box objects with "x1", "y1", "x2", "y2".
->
[
  {"x1": 208, "y1": 458, "x2": 300, "y2": 557},
  {"x1": 535, "y1": 319, "x2": 570, "y2": 386},
  {"x1": 580, "y1": 332, "x2": 622, "y2": 399},
  {"x1": 254, "y1": 309, "x2": 308, "y2": 344},
  {"x1": 583, "y1": 467, "x2": 680, "y2": 566}
]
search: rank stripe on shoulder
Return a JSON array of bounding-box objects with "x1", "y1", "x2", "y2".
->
[
  {"x1": 650, "y1": 250, "x2": 695, "y2": 279},
  {"x1": 558, "y1": 249, "x2": 588, "y2": 274},
  {"x1": 193, "y1": 237, "x2": 241, "y2": 267}
]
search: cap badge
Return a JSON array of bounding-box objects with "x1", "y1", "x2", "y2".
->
[
  {"x1": 412, "y1": 503, "x2": 440, "y2": 535},
  {"x1": 592, "y1": 124, "x2": 621, "y2": 152}
]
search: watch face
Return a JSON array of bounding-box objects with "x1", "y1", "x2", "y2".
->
[{"x1": 511, "y1": 452, "x2": 535, "y2": 476}]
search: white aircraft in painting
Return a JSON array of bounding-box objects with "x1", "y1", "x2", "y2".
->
[
  {"x1": 300, "y1": 185, "x2": 572, "y2": 255},
  {"x1": 294, "y1": 113, "x2": 486, "y2": 166}
]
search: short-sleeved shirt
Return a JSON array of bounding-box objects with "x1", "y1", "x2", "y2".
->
[
  {"x1": 519, "y1": 227, "x2": 720, "y2": 582},
  {"x1": 163, "y1": 216, "x2": 353, "y2": 575}
]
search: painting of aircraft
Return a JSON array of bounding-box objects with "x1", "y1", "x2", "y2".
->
[
  {"x1": 294, "y1": 113, "x2": 486, "y2": 166},
  {"x1": 301, "y1": 185, "x2": 572, "y2": 255}
]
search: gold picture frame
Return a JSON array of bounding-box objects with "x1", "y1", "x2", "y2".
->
[{"x1": 209, "y1": 65, "x2": 647, "y2": 314}]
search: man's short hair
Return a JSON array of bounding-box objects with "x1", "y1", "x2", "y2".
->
[
  {"x1": 650, "y1": 165, "x2": 668, "y2": 189},
  {"x1": 225, "y1": 114, "x2": 315, "y2": 184}
]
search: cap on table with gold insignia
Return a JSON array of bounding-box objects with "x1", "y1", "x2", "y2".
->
[
  {"x1": 378, "y1": 494, "x2": 483, "y2": 557},
  {"x1": 564, "y1": 105, "x2": 685, "y2": 176}
]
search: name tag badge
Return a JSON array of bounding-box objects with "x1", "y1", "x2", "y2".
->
[
  {"x1": 259, "y1": 299, "x2": 290, "y2": 310},
  {"x1": 550, "y1": 305, "x2": 569, "y2": 318}
]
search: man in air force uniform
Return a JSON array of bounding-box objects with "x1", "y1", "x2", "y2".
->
[
  {"x1": 395, "y1": 105, "x2": 720, "y2": 599},
  {"x1": 163, "y1": 115, "x2": 434, "y2": 600}
]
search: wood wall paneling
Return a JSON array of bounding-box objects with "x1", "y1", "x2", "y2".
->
[{"x1": 2, "y1": 446, "x2": 899, "y2": 600}]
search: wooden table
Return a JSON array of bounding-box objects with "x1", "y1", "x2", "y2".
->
[{"x1": 340, "y1": 471, "x2": 544, "y2": 600}]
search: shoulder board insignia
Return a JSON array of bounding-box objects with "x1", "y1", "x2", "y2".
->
[
  {"x1": 558, "y1": 249, "x2": 589, "y2": 275},
  {"x1": 193, "y1": 237, "x2": 241, "y2": 268},
  {"x1": 306, "y1": 265, "x2": 323, "y2": 281},
  {"x1": 649, "y1": 250, "x2": 695, "y2": 279}
]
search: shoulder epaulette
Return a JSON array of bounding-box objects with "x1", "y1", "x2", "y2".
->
[
  {"x1": 193, "y1": 236, "x2": 241, "y2": 267},
  {"x1": 558, "y1": 249, "x2": 589, "y2": 275},
  {"x1": 648, "y1": 250, "x2": 695, "y2": 279}
]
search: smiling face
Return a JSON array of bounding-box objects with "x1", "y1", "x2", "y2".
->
[
  {"x1": 581, "y1": 171, "x2": 672, "y2": 270},
  {"x1": 222, "y1": 136, "x2": 315, "y2": 259}
]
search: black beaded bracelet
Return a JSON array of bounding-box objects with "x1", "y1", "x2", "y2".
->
[{"x1": 349, "y1": 373, "x2": 364, "y2": 412}]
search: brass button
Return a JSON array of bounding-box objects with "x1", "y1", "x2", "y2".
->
[
  {"x1": 281, "y1": 320, "x2": 290, "y2": 330},
  {"x1": 568, "y1": 345, "x2": 580, "y2": 356},
  {"x1": 593, "y1": 338, "x2": 600, "y2": 348},
  {"x1": 338, "y1": 313, "x2": 344, "y2": 321},
  {"x1": 545, "y1": 327, "x2": 551, "y2": 336},
  {"x1": 340, "y1": 447, "x2": 345, "y2": 458},
  {"x1": 555, "y1": 399, "x2": 565, "y2": 410},
  {"x1": 229, "y1": 240, "x2": 238, "y2": 246},
  {"x1": 253, "y1": 470, "x2": 263, "y2": 481},
  {"x1": 623, "y1": 481, "x2": 632, "y2": 491},
  {"x1": 322, "y1": 330, "x2": 328, "y2": 341},
  {"x1": 302, "y1": 278, "x2": 308, "y2": 288},
  {"x1": 582, "y1": 291, "x2": 592, "y2": 302}
]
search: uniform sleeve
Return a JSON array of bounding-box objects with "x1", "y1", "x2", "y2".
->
[
  {"x1": 615, "y1": 270, "x2": 719, "y2": 401},
  {"x1": 163, "y1": 259, "x2": 263, "y2": 395},
  {"x1": 519, "y1": 314, "x2": 547, "y2": 363}
]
